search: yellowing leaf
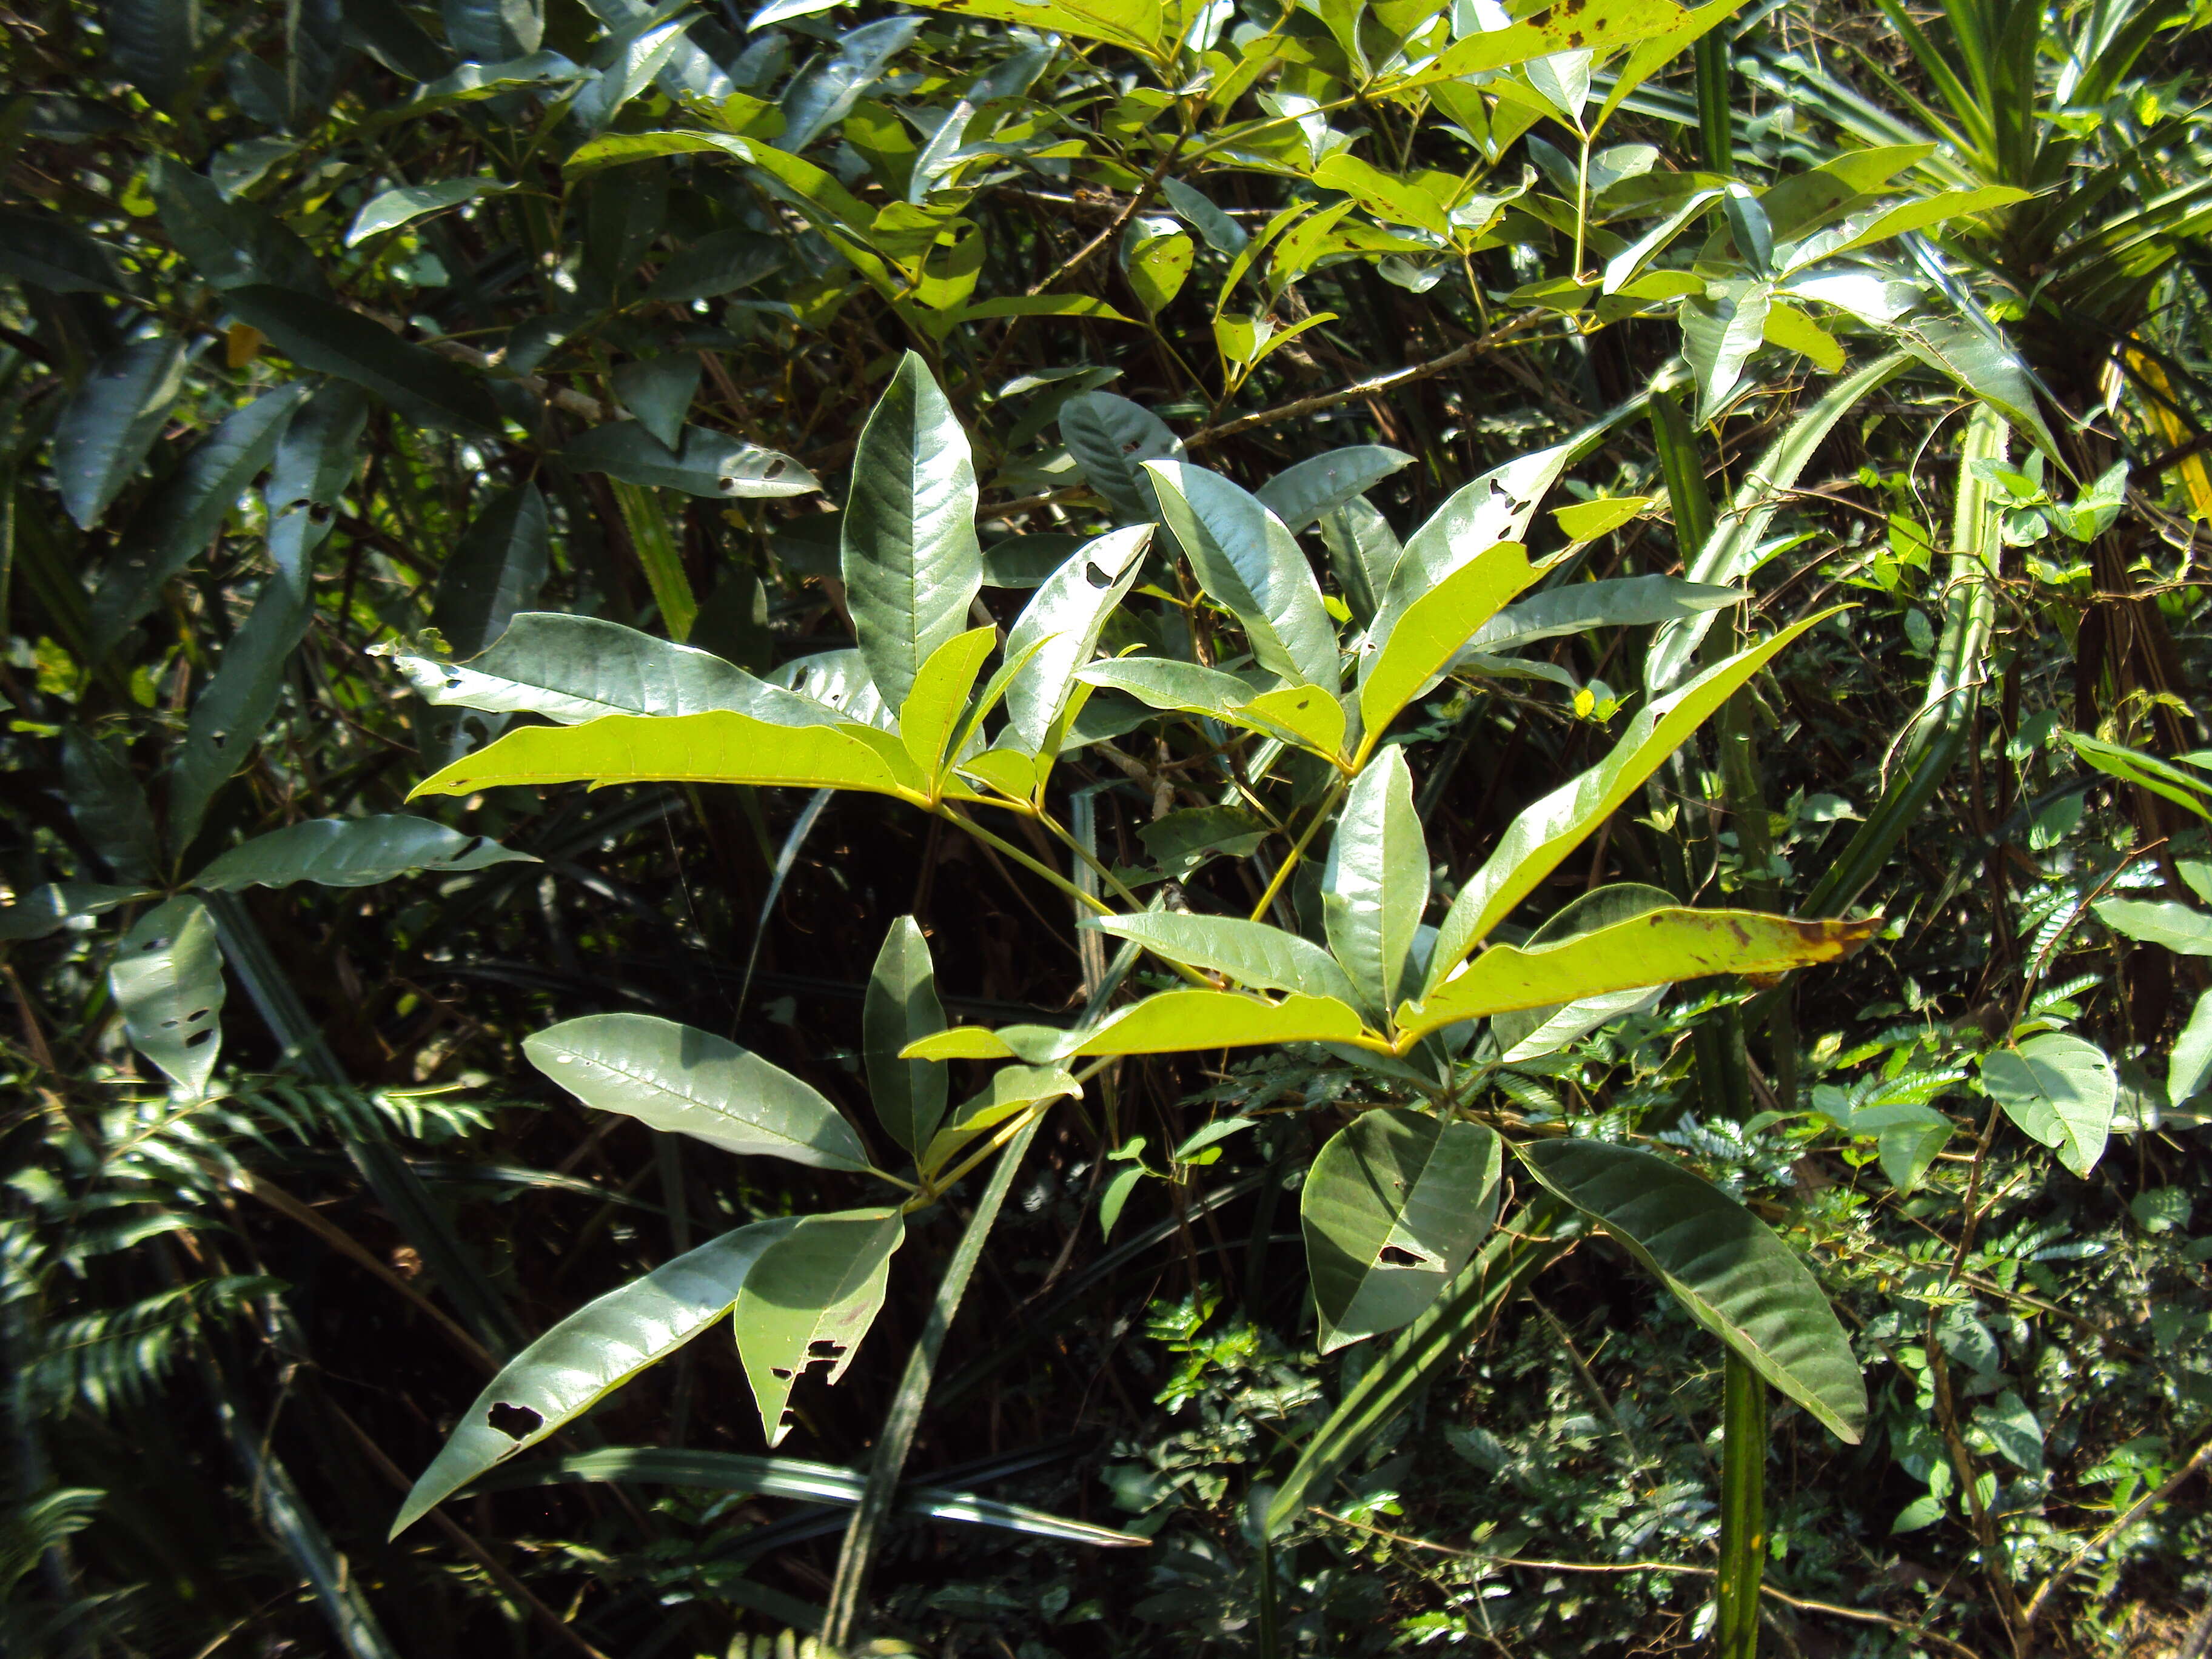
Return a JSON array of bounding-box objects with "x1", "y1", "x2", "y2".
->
[
  {"x1": 1550, "y1": 497, "x2": 1651, "y2": 543},
  {"x1": 1357, "y1": 542, "x2": 1537, "y2": 756}
]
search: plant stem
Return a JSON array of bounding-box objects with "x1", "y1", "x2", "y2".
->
[
  {"x1": 823, "y1": 1114, "x2": 1044, "y2": 1647},
  {"x1": 1249, "y1": 773, "x2": 1347, "y2": 922},
  {"x1": 1716, "y1": 1349, "x2": 1769, "y2": 1659}
]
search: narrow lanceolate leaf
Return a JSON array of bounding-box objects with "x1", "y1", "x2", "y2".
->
[
  {"x1": 1303, "y1": 1109, "x2": 1503, "y2": 1353},
  {"x1": 735, "y1": 1208, "x2": 904, "y2": 1446},
  {"x1": 54, "y1": 334, "x2": 197, "y2": 529},
  {"x1": 1645, "y1": 354, "x2": 1905, "y2": 691},
  {"x1": 381, "y1": 612, "x2": 840, "y2": 727},
  {"x1": 843, "y1": 352, "x2": 984, "y2": 709},
  {"x1": 899, "y1": 626, "x2": 997, "y2": 780},
  {"x1": 1459, "y1": 577, "x2": 1744, "y2": 662},
  {"x1": 1001, "y1": 525, "x2": 1153, "y2": 754},
  {"x1": 1488, "y1": 883, "x2": 1675, "y2": 1062},
  {"x1": 901, "y1": 990, "x2": 1370, "y2": 1062},
  {"x1": 431, "y1": 483, "x2": 549, "y2": 659},
  {"x1": 525, "y1": 1013, "x2": 871, "y2": 1171},
  {"x1": 191, "y1": 816, "x2": 537, "y2": 891},
  {"x1": 346, "y1": 179, "x2": 514, "y2": 246},
  {"x1": 564, "y1": 422, "x2": 820, "y2": 498},
  {"x1": 1143, "y1": 461, "x2": 1338, "y2": 689},
  {"x1": 90, "y1": 381, "x2": 312, "y2": 651},
  {"x1": 111, "y1": 896, "x2": 227, "y2": 1097},
  {"x1": 406, "y1": 711, "x2": 928, "y2": 802},
  {"x1": 1084, "y1": 913, "x2": 1364, "y2": 1007},
  {"x1": 167, "y1": 574, "x2": 314, "y2": 846},
  {"x1": 1400, "y1": 908, "x2": 1879, "y2": 1045},
  {"x1": 1357, "y1": 542, "x2": 1538, "y2": 752},
  {"x1": 223, "y1": 286, "x2": 502, "y2": 438},
  {"x1": 864, "y1": 916, "x2": 949, "y2": 1156},
  {"x1": 1521, "y1": 1139, "x2": 1867, "y2": 1443},
  {"x1": 1426, "y1": 614, "x2": 1829, "y2": 993},
  {"x1": 392, "y1": 1219, "x2": 793, "y2": 1537},
  {"x1": 1254, "y1": 446, "x2": 1413, "y2": 534},
  {"x1": 1325, "y1": 749, "x2": 1429, "y2": 1016},
  {"x1": 1979, "y1": 1034, "x2": 2116, "y2": 1178}
]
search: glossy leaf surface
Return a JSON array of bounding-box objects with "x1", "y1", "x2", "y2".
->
[
  {"x1": 110, "y1": 896, "x2": 227, "y2": 1096},
  {"x1": 864, "y1": 916, "x2": 949, "y2": 1156},
  {"x1": 192, "y1": 816, "x2": 537, "y2": 891},
  {"x1": 735, "y1": 1208, "x2": 904, "y2": 1444}
]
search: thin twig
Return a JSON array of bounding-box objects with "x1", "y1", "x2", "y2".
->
[{"x1": 2020, "y1": 1433, "x2": 2212, "y2": 1633}]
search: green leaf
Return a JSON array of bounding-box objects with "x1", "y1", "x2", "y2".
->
[
  {"x1": 1888, "y1": 312, "x2": 2062, "y2": 462},
  {"x1": 1325, "y1": 748, "x2": 1429, "y2": 1014},
  {"x1": 1521, "y1": 1139, "x2": 1866, "y2": 1443},
  {"x1": 1429, "y1": 614, "x2": 1828, "y2": 990},
  {"x1": 864, "y1": 916, "x2": 950, "y2": 1156},
  {"x1": 1059, "y1": 392, "x2": 1183, "y2": 524},
  {"x1": 110, "y1": 896, "x2": 227, "y2": 1097},
  {"x1": 1979, "y1": 1033, "x2": 2115, "y2": 1178},
  {"x1": 407, "y1": 711, "x2": 928, "y2": 802},
  {"x1": 224, "y1": 286, "x2": 501, "y2": 438},
  {"x1": 0, "y1": 882, "x2": 152, "y2": 942},
  {"x1": 0, "y1": 206, "x2": 136, "y2": 297},
  {"x1": 1085, "y1": 913, "x2": 1364, "y2": 1005},
  {"x1": 645, "y1": 227, "x2": 784, "y2": 303},
  {"x1": 1460, "y1": 575, "x2": 1742, "y2": 663},
  {"x1": 1972, "y1": 1390, "x2": 2044, "y2": 1473},
  {"x1": 53, "y1": 334, "x2": 198, "y2": 529},
  {"x1": 107, "y1": 0, "x2": 197, "y2": 101},
  {"x1": 1878, "y1": 1119, "x2": 1951, "y2": 1196},
  {"x1": 843, "y1": 352, "x2": 984, "y2": 708},
  {"x1": 443, "y1": 0, "x2": 543, "y2": 61},
  {"x1": 1161, "y1": 176, "x2": 1247, "y2": 255},
  {"x1": 1319, "y1": 496, "x2": 1401, "y2": 627},
  {"x1": 192, "y1": 815, "x2": 537, "y2": 891},
  {"x1": 1074, "y1": 656, "x2": 1258, "y2": 721},
  {"x1": 1402, "y1": 907, "x2": 1877, "y2": 1045},
  {"x1": 525, "y1": 1012, "x2": 872, "y2": 1170},
  {"x1": 1143, "y1": 461, "x2": 1338, "y2": 688},
  {"x1": 899, "y1": 625, "x2": 997, "y2": 780},
  {"x1": 919, "y1": 1064, "x2": 1081, "y2": 1177},
  {"x1": 563, "y1": 421, "x2": 820, "y2": 498},
  {"x1": 2094, "y1": 897, "x2": 2212, "y2": 956},
  {"x1": 2170, "y1": 987, "x2": 2212, "y2": 1102},
  {"x1": 62, "y1": 730, "x2": 160, "y2": 883},
  {"x1": 381, "y1": 612, "x2": 840, "y2": 727},
  {"x1": 166, "y1": 573, "x2": 315, "y2": 846},
  {"x1": 1681, "y1": 280, "x2": 1772, "y2": 424},
  {"x1": 1001, "y1": 525, "x2": 1153, "y2": 754},
  {"x1": 1254, "y1": 446, "x2": 1413, "y2": 535},
  {"x1": 2062, "y1": 731, "x2": 2212, "y2": 821},
  {"x1": 1125, "y1": 229, "x2": 1194, "y2": 316},
  {"x1": 735, "y1": 1208, "x2": 905, "y2": 1445},
  {"x1": 1363, "y1": 441, "x2": 1574, "y2": 666},
  {"x1": 1357, "y1": 542, "x2": 1537, "y2": 751},
  {"x1": 391, "y1": 1219, "x2": 792, "y2": 1537},
  {"x1": 431, "y1": 483, "x2": 548, "y2": 659},
  {"x1": 1646, "y1": 355, "x2": 1906, "y2": 690},
  {"x1": 1488, "y1": 883, "x2": 1677, "y2": 1061},
  {"x1": 1303, "y1": 1108, "x2": 1503, "y2": 1353},
  {"x1": 89, "y1": 382, "x2": 312, "y2": 652},
  {"x1": 345, "y1": 179, "x2": 514, "y2": 246},
  {"x1": 905, "y1": 0, "x2": 1161, "y2": 56},
  {"x1": 903, "y1": 989, "x2": 1371, "y2": 1062},
  {"x1": 610, "y1": 355, "x2": 702, "y2": 452},
  {"x1": 149, "y1": 159, "x2": 328, "y2": 297}
]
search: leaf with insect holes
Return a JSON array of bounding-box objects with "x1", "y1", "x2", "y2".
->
[
  {"x1": 1303, "y1": 1108, "x2": 1503, "y2": 1352},
  {"x1": 735, "y1": 1208, "x2": 905, "y2": 1445}
]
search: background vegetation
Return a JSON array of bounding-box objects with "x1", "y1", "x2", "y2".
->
[{"x1": 3, "y1": 0, "x2": 2211, "y2": 1653}]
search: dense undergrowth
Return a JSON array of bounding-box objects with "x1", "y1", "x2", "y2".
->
[{"x1": 4, "y1": 0, "x2": 2212, "y2": 1652}]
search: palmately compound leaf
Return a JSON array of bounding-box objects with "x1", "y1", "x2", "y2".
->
[
  {"x1": 864, "y1": 916, "x2": 949, "y2": 1156},
  {"x1": 407, "y1": 711, "x2": 928, "y2": 802},
  {"x1": 1324, "y1": 748, "x2": 1429, "y2": 1016},
  {"x1": 1399, "y1": 907, "x2": 1879, "y2": 1045},
  {"x1": 1303, "y1": 1108, "x2": 1503, "y2": 1352},
  {"x1": 110, "y1": 896, "x2": 227, "y2": 1097},
  {"x1": 191, "y1": 815, "x2": 537, "y2": 891},
  {"x1": 392, "y1": 1219, "x2": 795, "y2": 1537},
  {"x1": 1521, "y1": 1139, "x2": 1867, "y2": 1443},
  {"x1": 734, "y1": 1208, "x2": 905, "y2": 1445},
  {"x1": 380, "y1": 612, "x2": 842, "y2": 728},
  {"x1": 1979, "y1": 1033, "x2": 2116, "y2": 1178},
  {"x1": 1425, "y1": 613, "x2": 1828, "y2": 993},
  {"x1": 525, "y1": 1013, "x2": 871, "y2": 1171},
  {"x1": 843, "y1": 351, "x2": 984, "y2": 709},
  {"x1": 1084, "y1": 912, "x2": 1364, "y2": 1006}
]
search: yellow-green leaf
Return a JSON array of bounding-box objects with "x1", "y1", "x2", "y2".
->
[
  {"x1": 900, "y1": 625, "x2": 997, "y2": 782},
  {"x1": 1356, "y1": 542, "x2": 1537, "y2": 757}
]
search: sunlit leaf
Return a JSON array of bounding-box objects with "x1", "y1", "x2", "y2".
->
[{"x1": 734, "y1": 1208, "x2": 904, "y2": 1445}]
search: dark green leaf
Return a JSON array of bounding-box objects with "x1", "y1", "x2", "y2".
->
[
  {"x1": 1059, "y1": 391, "x2": 1182, "y2": 523},
  {"x1": 565, "y1": 420, "x2": 819, "y2": 497},
  {"x1": 1143, "y1": 460, "x2": 1338, "y2": 689},
  {"x1": 1000, "y1": 525, "x2": 1152, "y2": 754},
  {"x1": 62, "y1": 728, "x2": 161, "y2": 882},
  {"x1": 1253, "y1": 445, "x2": 1412, "y2": 534},
  {"x1": 0, "y1": 882, "x2": 152, "y2": 942},
  {"x1": 224, "y1": 286, "x2": 501, "y2": 437},
  {"x1": 864, "y1": 916, "x2": 949, "y2": 1156},
  {"x1": 166, "y1": 573, "x2": 315, "y2": 846},
  {"x1": 735, "y1": 1208, "x2": 904, "y2": 1444},
  {"x1": 150, "y1": 160, "x2": 328, "y2": 295},
  {"x1": 611, "y1": 355, "x2": 702, "y2": 452},
  {"x1": 431, "y1": 483, "x2": 549, "y2": 659},
  {"x1": 53, "y1": 335, "x2": 197, "y2": 530},
  {"x1": 0, "y1": 207, "x2": 136, "y2": 296},
  {"x1": 192, "y1": 816, "x2": 537, "y2": 891},
  {"x1": 111, "y1": 895, "x2": 227, "y2": 1096}
]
